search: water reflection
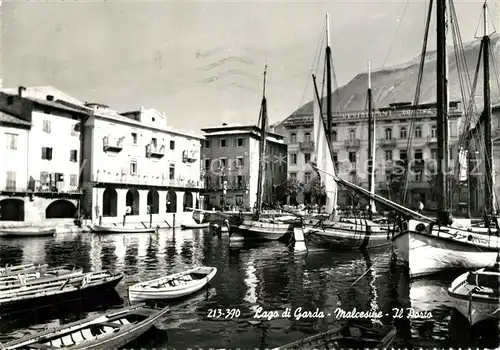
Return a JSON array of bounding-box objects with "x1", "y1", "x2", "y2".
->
[{"x1": 0, "y1": 230, "x2": 494, "y2": 348}]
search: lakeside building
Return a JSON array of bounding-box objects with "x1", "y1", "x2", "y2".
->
[
  {"x1": 0, "y1": 86, "x2": 203, "y2": 227},
  {"x1": 277, "y1": 100, "x2": 470, "y2": 209},
  {"x1": 200, "y1": 124, "x2": 287, "y2": 210}
]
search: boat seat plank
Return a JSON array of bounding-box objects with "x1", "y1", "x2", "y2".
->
[
  {"x1": 72, "y1": 331, "x2": 85, "y2": 343},
  {"x1": 27, "y1": 343, "x2": 53, "y2": 349},
  {"x1": 61, "y1": 334, "x2": 74, "y2": 346},
  {"x1": 81, "y1": 329, "x2": 94, "y2": 339},
  {"x1": 51, "y1": 338, "x2": 62, "y2": 347}
]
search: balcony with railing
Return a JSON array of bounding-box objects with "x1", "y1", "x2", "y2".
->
[
  {"x1": 427, "y1": 135, "x2": 438, "y2": 145},
  {"x1": 344, "y1": 139, "x2": 361, "y2": 149},
  {"x1": 146, "y1": 143, "x2": 165, "y2": 158},
  {"x1": 299, "y1": 140, "x2": 315, "y2": 151},
  {"x1": 379, "y1": 138, "x2": 397, "y2": 148},
  {"x1": 103, "y1": 136, "x2": 124, "y2": 152},
  {"x1": 182, "y1": 150, "x2": 198, "y2": 163}
]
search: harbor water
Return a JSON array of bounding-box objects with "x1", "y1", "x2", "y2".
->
[{"x1": 0, "y1": 228, "x2": 498, "y2": 349}]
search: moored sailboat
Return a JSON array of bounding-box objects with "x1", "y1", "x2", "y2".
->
[
  {"x1": 302, "y1": 15, "x2": 393, "y2": 251},
  {"x1": 392, "y1": 0, "x2": 500, "y2": 278},
  {"x1": 229, "y1": 66, "x2": 296, "y2": 242}
]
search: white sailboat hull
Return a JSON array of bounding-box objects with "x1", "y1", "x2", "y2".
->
[
  {"x1": 393, "y1": 219, "x2": 500, "y2": 278},
  {"x1": 230, "y1": 220, "x2": 294, "y2": 241}
]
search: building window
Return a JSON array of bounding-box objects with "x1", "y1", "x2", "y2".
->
[
  {"x1": 151, "y1": 137, "x2": 157, "y2": 147},
  {"x1": 414, "y1": 149, "x2": 423, "y2": 160},
  {"x1": 131, "y1": 132, "x2": 138, "y2": 145},
  {"x1": 385, "y1": 150, "x2": 392, "y2": 161},
  {"x1": 220, "y1": 139, "x2": 227, "y2": 148},
  {"x1": 40, "y1": 171, "x2": 49, "y2": 185},
  {"x1": 304, "y1": 172, "x2": 311, "y2": 184},
  {"x1": 71, "y1": 124, "x2": 79, "y2": 136},
  {"x1": 304, "y1": 153, "x2": 311, "y2": 164},
  {"x1": 289, "y1": 172, "x2": 297, "y2": 179},
  {"x1": 236, "y1": 195, "x2": 243, "y2": 206},
  {"x1": 290, "y1": 153, "x2": 297, "y2": 165},
  {"x1": 431, "y1": 149, "x2": 437, "y2": 160},
  {"x1": 331, "y1": 131, "x2": 337, "y2": 142},
  {"x1": 70, "y1": 174, "x2": 78, "y2": 186},
  {"x1": 130, "y1": 160, "x2": 137, "y2": 175},
  {"x1": 5, "y1": 171, "x2": 16, "y2": 190},
  {"x1": 290, "y1": 133, "x2": 297, "y2": 144},
  {"x1": 399, "y1": 150, "x2": 407, "y2": 161},
  {"x1": 170, "y1": 140, "x2": 175, "y2": 150},
  {"x1": 385, "y1": 128, "x2": 392, "y2": 140},
  {"x1": 414, "y1": 172, "x2": 422, "y2": 182},
  {"x1": 169, "y1": 164, "x2": 175, "y2": 180},
  {"x1": 414, "y1": 126, "x2": 422, "y2": 138},
  {"x1": 349, "y1": 151, "x2": 356, "y2": 163},
  {"x1": 237, "y1": 157, "x2": 244, "y2": 167},
  {"x1": 41, "y1": 147, "x2": 53, "y2": 160},
  {"x1": 237, "y1": 138, "x2": 244, "y2": 147},
  {"x1": 69, "y1": 150, "x2": 78, "y2": 162},
  {"x1": 204, "y1": 140, "x2": 210, "y2": 148},
  {"x1": 237, "y1": 175, "x2": 243, "y2": 188},
  {"x1": 204, "y1": 158, "x2": 210, "y2": 170},
  {"x1": 349, "y1": 130, "x2": 356, "y2": 141},
  {"x1": 431, "y1": 125, "x2": 437, "y2": 138},
  {"x1": 42, "y1": 120, "x2": 51, "y2": 133},
  {"x1": 5, "y1": 133, "x2": 18, "y2": 150},
  {"x1": 220, "y1": 158, "x2": 227, "y2": 168},
  {"x1": 304, "y1": 132, "x2": 311, "y2": 142},
  {"x1": 400, "y1": 127, "x2": 407, "y2": 139}
]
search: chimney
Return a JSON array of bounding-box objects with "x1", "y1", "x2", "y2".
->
[
  {"x1": 46, "y1": 95, "x2": 54, "y2": 101},
  {"x1": 18, "y1": 86, "x2": 26, "y2": 97}
]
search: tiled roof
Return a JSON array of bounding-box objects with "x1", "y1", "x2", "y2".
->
[{"x1": 0, "y1": 112, "x2": 31, "y2": 127}]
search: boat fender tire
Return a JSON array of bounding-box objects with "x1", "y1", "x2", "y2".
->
[{"x1": 467, "y1": 235, "x2": 473, "y2": 241}]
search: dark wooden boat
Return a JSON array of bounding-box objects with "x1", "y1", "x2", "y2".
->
[
  {"x1": 0, "y1": 227, "x2": 56, "y2": 237},
  {"x1": 87, "y1": 225, "x2": 156, "y2": 234},
  {"x1": 274, "y1": 323, "x2": 397, "y2": 350},
  {"x1": 0, "y1": 270, "x2": 123, "y2": 314},
  {"x1": 181, "y1": 223, "x2": 210, "y2": 229},
  {"x1": 0, "y1": 266, "x2": 83, "y2": 287},
  {"x1": 1, "y1": 303, "x2": 170, "y2": 349},
  {"x1": 0, "y1": 263, "x2": 48, "y2": 275}
]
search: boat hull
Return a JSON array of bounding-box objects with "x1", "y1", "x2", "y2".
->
[
  {"x1": 88, "y1": 225, "x2": 156, "y2": 234},
  {"x1": 0, "y1": 228, "x2": 56, "y2": 237},
  {"x1": 181, "y1": 223, "x2": 210, "y2": 229},
  {"x1": 393, "y1": 219, "x2": 500, "y2": 278},
  {"x1": 0, "y1": 271, "x2": 123, "y2": 315},
  {"x1": 2, "y1": 304, "x2": 169, "y2": 350},
  {"x1": 128, "y1": 266, "x2": 217, "y2": 301},
  {"x1": 304, "y1": 221, "x2": 392, "y2": 251},
  {"x1": 230, "y1": 220, "x2": 294, "y2": 241},
  {"x1": 448, "y1": 270, "x2": 500, "y2": 325}
]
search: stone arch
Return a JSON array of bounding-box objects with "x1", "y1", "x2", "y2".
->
[
  {"x1": 125, "y1": 189, "x2": 140, "y2": 215},
  {"x1": 0, "y1": 198, "x2": 25, "y2": 221},
  {"x1": 183, "y1": 191, "x2": 193, "y2": 211},
  {"x1": 166, "y1": 190, "x2": 177, "y2": 213},
  {"x1": 45, "y1": 199, "x2": 77, "y2": 219},
  {"x1": 147, "y1": 189, "x2": 159, "y2": 214},
  {"x1": 102, "y1": 187, "x2": 118, "y2": 217}
]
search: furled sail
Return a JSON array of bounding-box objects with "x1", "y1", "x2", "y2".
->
[{"x1": 312, "y1": 94, "x2": 337, "y2": 213}]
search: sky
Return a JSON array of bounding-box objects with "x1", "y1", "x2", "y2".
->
[{"x1": 3, "y1": 0, "x2": 499, "y2": 133}]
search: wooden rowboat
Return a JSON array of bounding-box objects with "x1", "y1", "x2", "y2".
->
[
  {"x1": 0, "y1": 227, "x2": 56, "y2": 237},
  {"x1": 273, "y1": 323, "x2": 397, "y2": 350},
  {"x1": 0, "y1": 270, "x2": 123, "y2": 313},
  {"x1": 0, "y1": 266, "x2": 83, "y2": 287},
  {"x1": 1, "y1": 303, "x2": 170, "y2": 349},
  {"x1": 0, "y1": 263, "x2": 48, "y2": 275},
  {"x1": 87, "y1": 224, "x2": 156, "y2": 234},
  {"x1": 128, "y1": 266, "x2": 217, "y2": 301},
  {"x1": 181, "y1": 223, "x2": 210, "y2": 229},
  {"x1": 448, "y1": 264, "x2": 500, "y2": 325}
]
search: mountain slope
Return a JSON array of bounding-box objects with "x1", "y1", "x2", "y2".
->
[{"x1": 288, "y1": 33, "x2": 500, "y2": 118}]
